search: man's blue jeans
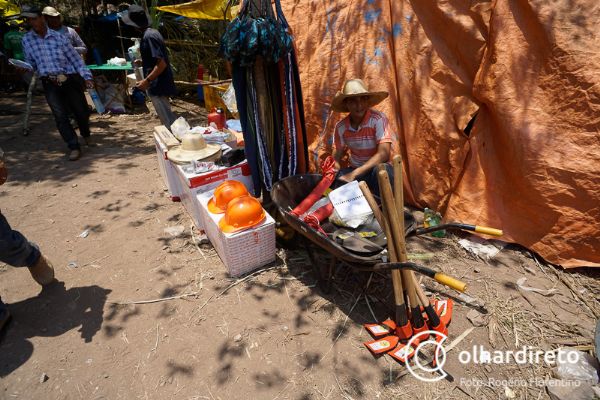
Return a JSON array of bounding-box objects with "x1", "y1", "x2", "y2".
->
[
  {"x1": 338, "y1": 163, "x2": 394, "y2": 198},
  {"x1": 0, "y1": 212, "x2": 40, "y2": 268},
  {"x1": 42, "y1": 74, "x2": 90, "y2": 150},
  {"x1": 149, "y1": 95, "x2": 176, "y2": 129}
]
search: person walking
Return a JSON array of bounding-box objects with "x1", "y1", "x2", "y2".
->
[
  {"x1": 20, "y1": 5, "x2": 94, "y2": 161},
  {"x1": 42, "y1": 6, "x2": 87, "y2": 57},
  {"x1": 121, "y1": 5, "x2": 177, "y2": 129},
  {"x1": 0, "y1": 148, "x2": 55, "y2": 333}
]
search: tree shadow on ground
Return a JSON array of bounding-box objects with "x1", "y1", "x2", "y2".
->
[
  {"x1": 0, "y1": 92, "x2": 158, "y2": 188},
  {"x1": 0, "y1": 280, "x2": 111, "y2": 377}
]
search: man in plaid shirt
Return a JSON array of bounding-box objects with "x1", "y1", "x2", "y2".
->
[{"x1": 20, "y1": 5, "x2": 94, "y2": 161}]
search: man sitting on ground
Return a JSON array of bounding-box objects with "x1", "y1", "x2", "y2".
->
[{"x1": 331, "y1": 78, "x2": 394, "y2": 197}]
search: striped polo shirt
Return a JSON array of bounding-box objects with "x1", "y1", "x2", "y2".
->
[{"x1": 333, "y1": 109, "x2": 393, "y2": 167}]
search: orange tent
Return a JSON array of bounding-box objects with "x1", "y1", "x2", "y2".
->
[{"x1": 281, "y1": 0, "x2": 600, "y2": 268}]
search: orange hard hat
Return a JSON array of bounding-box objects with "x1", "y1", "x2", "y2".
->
[
  {"x1": 218, "y1": 195, "x2": 266, "y2": 233},
  {"x1": 208, "y1": 180, "x2": 249, "y2": 214}
]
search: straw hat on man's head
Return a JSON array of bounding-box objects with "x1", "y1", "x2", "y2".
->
[
  {"x1": 42, "y1": 6, "x2": 61, "y2": 17},
  {"x1": 331, "y1": 79, "x2": 388, "y2": 113}
]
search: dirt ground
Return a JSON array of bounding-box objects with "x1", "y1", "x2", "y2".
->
[{"x1": 0, "y1": 92, "x2": 599, "y2": 400}]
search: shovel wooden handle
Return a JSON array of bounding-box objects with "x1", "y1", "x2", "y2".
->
[
  {"x1": 360, "y1": 181, "x2": 407, "y2": 325},
  {"x1": 378, "y1": 167, "x2": 420, "y2": 312},
  {"x1": 378, "y1": 167, "x2": 409, "y2": 263},
  {"x1": 389, "y1": 159, "x2": 420, "y2": 307},
  {"x1": 391, "y1": 157, "x2": 434, "y2": 315}
]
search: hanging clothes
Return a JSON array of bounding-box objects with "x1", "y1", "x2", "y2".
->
[{"x1": 220, "y1": 0, "x2": 307, "y2": 197}]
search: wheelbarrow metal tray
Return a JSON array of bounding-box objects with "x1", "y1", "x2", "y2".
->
[{"x1": 271, "y1": 174, "x2": 415, "y2": 264}]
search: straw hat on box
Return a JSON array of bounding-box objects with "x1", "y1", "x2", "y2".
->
[
  {"x1": 167, "y1": 133, "x2": 222, "y2": 164},
  {"x1": 330, "y1": 79, "x2": 388, "y2": 113}
]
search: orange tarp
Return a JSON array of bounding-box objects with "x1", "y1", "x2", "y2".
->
[{"x1": 281, "y1": 0, "x2": 600, "y2": 268}]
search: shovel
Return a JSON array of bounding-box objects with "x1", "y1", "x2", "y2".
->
[
  {"x1": 391, "y1": 155, "x2": 449, "y2": 338},
  {"x1": 360, "y1": 181, "x2": 412, "y2": 339}
]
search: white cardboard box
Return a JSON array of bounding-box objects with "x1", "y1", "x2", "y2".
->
[
  {"x1": 153, "y1": 126, "x2": 181, "y2": 201},
  {"x1": 198, "y1": 191, "x2": 276, "y2": 277},
  {"x1": 174, "y1": 161, "x2": 253, "y2": 230}
]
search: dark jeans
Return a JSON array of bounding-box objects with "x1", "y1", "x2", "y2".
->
[
  {"x1": 0, "y1": 212, "x2": 40, "y2": 314},
  {"x1": 0, "y1": 212, "x2": 40, "y2": 268},
  {"x1": 42, "y1": 74, "x2": 90, "y2": 150},
  {"x1": 338, "y1": 163, "x2": 394, "y2": 198}
]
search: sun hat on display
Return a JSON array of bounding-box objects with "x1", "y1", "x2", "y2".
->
[{"x1": 167, "y1": 133, "x2": 222, "y2": 164}]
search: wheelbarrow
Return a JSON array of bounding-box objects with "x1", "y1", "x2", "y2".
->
[
  {"x1": 272, "y1": 174, "x2": 417, "y2": 293},
  {"x1": 271, "y1": 174, "x2": 501, "y2": 292}
]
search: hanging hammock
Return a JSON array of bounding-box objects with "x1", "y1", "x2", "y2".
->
[{"x1": 220, "y1": 0, "x2": 307, "y2": 197}]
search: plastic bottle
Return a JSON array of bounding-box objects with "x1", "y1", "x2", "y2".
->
[
  {"x1": 208, "y1": 107, "x2": 225, "y2": 130},
  {"x1": 127, "y1": 39, "x2": 141, "y2": 62},
  {"x1": 216, "y1": 108, "x2": 226, "y2": 130},
  {"x1": 88, "y1": 89, "x2": 105, "y2": 114},
  {"x1": 423, "y1": 208, "x2": 445, "y2": 237}
]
